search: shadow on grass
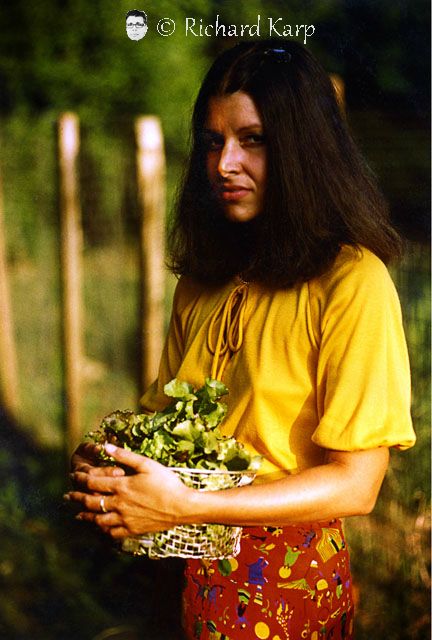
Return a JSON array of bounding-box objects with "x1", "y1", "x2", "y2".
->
[{"x1": 0, "y1": 406, "x2": 185, "y2": 640}]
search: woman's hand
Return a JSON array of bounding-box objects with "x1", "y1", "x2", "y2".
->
[
  {"x1": 71, "y1": 442, "x2": 125, "y2": 480},
  {"x1": 66, "y1": 443, "x2": 390, "y2": 536},
  {"x1": 65, "y1": 444, "x2": 194, "y2": 539}
]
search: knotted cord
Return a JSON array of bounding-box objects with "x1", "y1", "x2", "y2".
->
[{"x1": 207, "y1": 282, "x2": 249, "y2": 381}]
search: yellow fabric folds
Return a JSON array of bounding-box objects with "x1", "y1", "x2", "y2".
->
[
  {"x1": 207, "y1": 281, "x2": 249, "y2": 380},
  {"x1": 141, "y1": 246, "x2": 416, "y2": 477}
]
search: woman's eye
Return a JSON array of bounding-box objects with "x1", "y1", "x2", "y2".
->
[
  {"x1": 202, "y1": 135, "x2": 224, "y2": 151},
  {"x1": 201, "y1": 132, "x2": 265, "y2": 151},
  {"x1": 242, "y1": 134, "x2": 265, "y2": 146}
]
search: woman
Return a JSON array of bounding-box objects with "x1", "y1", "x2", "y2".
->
[{"x1": 68, "y1": 40, "x2": 416, "y2": 639}]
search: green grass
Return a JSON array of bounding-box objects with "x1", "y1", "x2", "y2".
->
[{"x1": 347, "y1": 243, "x2": 431, "y2": 640}]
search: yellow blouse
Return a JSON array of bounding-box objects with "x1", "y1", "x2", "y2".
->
[{"x1": 141, "y1": 246, "x2": 416, "y2": 477}]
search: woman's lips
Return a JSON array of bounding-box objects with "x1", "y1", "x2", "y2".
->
[{"x1": 218, "y1": 186, "x2": 251, "y2": 201}]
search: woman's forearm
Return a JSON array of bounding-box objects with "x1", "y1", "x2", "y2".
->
[
  {"x1": 65, "y1": 445, "x2": 389, "y2": 538},
  {"x1": 183, "y1": 447, "x2": 389, "y2": 527}
]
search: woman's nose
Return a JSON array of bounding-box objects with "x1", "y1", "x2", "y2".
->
[{"x1": 218, "y1": 141, "x2": 241, "y2": 176}]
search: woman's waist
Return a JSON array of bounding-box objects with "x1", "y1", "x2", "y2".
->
[{"x1": 241, "y1": 518, "x2": 345, "y2": 536}]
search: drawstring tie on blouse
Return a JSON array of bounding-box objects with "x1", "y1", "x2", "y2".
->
[{"x1": 207, "y1": 282, "x2": 249, "y2": 381}]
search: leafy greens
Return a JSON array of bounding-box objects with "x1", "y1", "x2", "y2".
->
[{"x1": 88, "y1": 378, "x2": 261, "y2": 473}]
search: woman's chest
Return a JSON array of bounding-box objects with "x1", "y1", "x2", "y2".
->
[{"x1": 178, "y1": 283, "x2": 318, "y2": 385}]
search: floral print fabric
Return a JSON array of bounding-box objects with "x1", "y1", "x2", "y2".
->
[{"x1": 182, "y1": 520, "x2": 354, "y2": 639}]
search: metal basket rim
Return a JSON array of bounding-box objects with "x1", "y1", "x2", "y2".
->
[{"x1": 169, "y1": 466, "x2": 256, "y2": 476}]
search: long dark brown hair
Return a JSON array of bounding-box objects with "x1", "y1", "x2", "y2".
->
[{"x1": 168, "y1": 39, "x2": 402, "y2": 288}]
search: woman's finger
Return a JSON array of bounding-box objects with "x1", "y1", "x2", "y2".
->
[
  {"x1": 71, "y1": 443, "x2": 102, "y2": 469},
  {"x1": 69, "y1": 472, "x2": 117, "y2": 494},
  {"x1": 77, "y1": 510, "x2": 122, "y2": 527},
  {"x1": 72, "y1": 464, "x2": 124, "y2": 478},
  {"x1": 108, "y1": 526, "x2": 132, "y2": 540},
  {"x1": 64, "y1": 491, "x2": 116, "y2": 513},
  {"x1": 75, "y1": 442, "x2": 102, "y2": 457},
  {"x1": 87, "y1": 465, "x2": 125, "y2": 477},
  {"x1": 103, "y1": 444, "x2": 155, "y2": 473}
]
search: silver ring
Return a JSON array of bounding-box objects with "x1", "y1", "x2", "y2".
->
[{"x1": 99, "y1": 496, "x2": 107, "y2": 513}]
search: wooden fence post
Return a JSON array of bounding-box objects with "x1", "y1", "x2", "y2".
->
[
  {"x1": 58, "y1": 113, "x2": 83, "y2": 454},
  {"x1": 0, "y1": 165, "x2": 19, "y2": 415},
  {"x1": 135, "y1": 116, "x2": 166, "y2": 393}
]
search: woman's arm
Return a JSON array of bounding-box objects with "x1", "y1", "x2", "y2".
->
[
  {"x1": 66, "y1": 444, "x2": 388, "y2": 539},
  {"x1": 186, "y1": 447, "x2": 389, "y2": 526}
]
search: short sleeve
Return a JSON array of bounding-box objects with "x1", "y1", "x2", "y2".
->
[{"x1": 310, "y1": 247, "x2": 416, "y2": 451}]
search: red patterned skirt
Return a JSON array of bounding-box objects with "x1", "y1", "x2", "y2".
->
[{"x1": 182, "y1": 519, "x2": 354, "y2": 639}]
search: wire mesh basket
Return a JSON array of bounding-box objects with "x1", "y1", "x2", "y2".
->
[{"x1": 120, "y1": 467, "x2": 256, "y2": 559}]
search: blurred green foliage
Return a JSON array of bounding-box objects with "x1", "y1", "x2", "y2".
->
[
  {"x1": 0, "y1": 2, "x2": 429, "y2": 638},
  {"x1": 0, "y1": 0, "x2": 429, "y2": 247},
  {"x1": 0, "y1": 1, "x2": 429, "y2": 121},
  {"x1": 0, "y1": 425, "x2": 184, "y2": 639}
]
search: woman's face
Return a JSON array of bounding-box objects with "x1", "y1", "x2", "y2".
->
[{"x1": 203, "y1": 91, "x2": 267, "y2": 223}]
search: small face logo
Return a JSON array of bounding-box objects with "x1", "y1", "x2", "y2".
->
[{"x1": 126, "y1": 11, "x2": 148, "y2": 41}]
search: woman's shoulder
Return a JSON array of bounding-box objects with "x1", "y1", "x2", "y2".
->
[
  {"x1": 311, "y1": 244, "x2": 395, "y2": 297},
  {"x1": 306, "y1": 245, "x2": 401, "y2": 324},
  {"x1": 172, "y1": 275, "x2": 229, "y2": 313},
  {"x1": 172, "y1": 275, "x2": 203, "y2": 310},
  {"x1": 306, "y1": 245, "x2": 404, "y2": 343}
]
